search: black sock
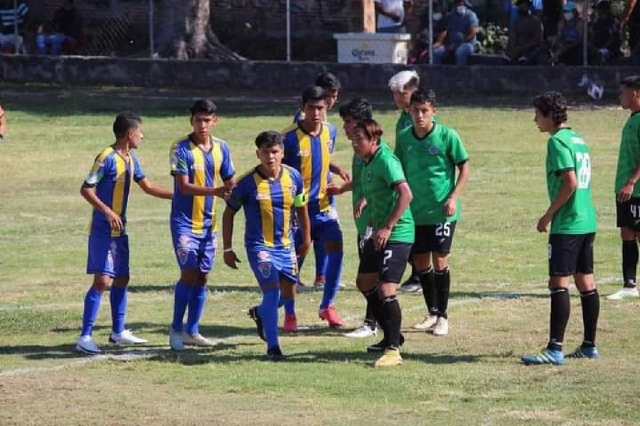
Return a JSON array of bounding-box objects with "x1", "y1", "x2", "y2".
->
[
  {"x1": 380, "y1": 295, "x2": 402, "y2": 348},
  {"x1": 363, "y1": 291, "x2": 377, "y2": 328},
  {"x1": 580, "y1": 289, "x2": 599, "y2": 347},
  {"x1": 419, "y1": 267, "x2": 438, "y2": 315},
  {"x1": 435, "y1": 268, "x2": 450, "y2": 319},
  {"x1": 548, "y1": 287, "x2": 570, "y2": 351},
  {"x1": 622, "y1": 240, "x2": 638, "y2": 287},
  {"x1": 365, "y1": 287, "x2": 385, "y2": 336}
]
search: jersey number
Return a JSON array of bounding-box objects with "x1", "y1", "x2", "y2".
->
[
  {"x1": 435, "y1": 222, "x2": 451, "y2": 237},
  {"x1": 576, "y1": 152, "x2": 591, "y2": 189},
  {"x1": 383, "y1": 250, "x2": 393, "y2": 265}
]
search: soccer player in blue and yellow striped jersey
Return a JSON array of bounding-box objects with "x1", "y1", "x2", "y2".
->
[
  {"x1": 281, "y1": 86, "x2": 350, "y2": 329},
  {"x1": 222, "y1": 131, "x2": 311, "y2": 360},
  {"x1": 76, "y1": 112, "x2": 172, "y2": 355},
  {"x1": 168, "y1": 99, "x2": 236, "y2": 351}
]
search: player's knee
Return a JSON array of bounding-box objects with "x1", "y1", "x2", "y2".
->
[
  {"x1": 433, "y1": 253, "x2": 449, "y2": 270},
  {"x1": 92, "y1": 275, "x2": 112, "y2": 292},
  {"x1": 324, "y1": 240, "x2": 343, "y2": 253},
  {"x1": 112, "y1": 277, "x2": 129, "y2": 288},
  {"x1": 377, "y1": 283, "x2": 397, "y2": 298}
]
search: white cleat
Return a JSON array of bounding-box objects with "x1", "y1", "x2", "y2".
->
[
  {"x1": 433, "y1": 317, "x2": 449, "y2": 336},
  {"x1": 412, "y1": 314, "x2": 438, "y2": 331},
  {"x1": 76, "y1": 335, "x2": 102, "y2": 355},
  {"x1": 183, "y1": 333, "x2": 222, "y2": 347},
  {"x1": 169, "y1": 328, "x2": 185, "y2": 352},
  {"x1": 606, "y1": 287, "x2": 639, "y2": 300},
  {"x1": 344, "y1": 324, "x2": 378, "y2": 338},
  {"x1": 109, "y1": 329, "x2": 148, "y2": 345}
]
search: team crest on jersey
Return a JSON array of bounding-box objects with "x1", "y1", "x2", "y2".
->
[
  {"x1": 289, "y1": 185, "x2": 297, "y2": 197},
  {"x1": 365, "y1": 171, "x2": 373, "y2": 182},
  {"x1": 177, "y1": 248, "x2": 189, "y2": 265},
  {"x1": 257, "y1": 251, "x2": 270, "y2": 260},
  {"x1": 428, "y1": 145, "x2": 441, "y2": 155},
  {"x1": 258, "y1": 261, "x2": 272, "y2": 278}
]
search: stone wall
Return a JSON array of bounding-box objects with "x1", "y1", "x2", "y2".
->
[{"x1": 0, "y1": 55, "x2": 635, "y2": 97}]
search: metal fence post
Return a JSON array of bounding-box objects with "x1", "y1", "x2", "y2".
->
[
  {"x1": 149, "y1": 0, "x2": 155, "y2": 58},
  {"x1": 286, "y1": 0, "x2": 291, "y2": 61}
]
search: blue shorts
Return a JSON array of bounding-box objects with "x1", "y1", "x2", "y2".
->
[
  {"x1": 295, "y1": 208, "x2": 343, "y2": 247},
  {"x1": 87, "y1": 234, "x2": 130, "y2": 278},
  {"x1": 247, "y1": 247, "x2": 298, "y2": 287},
  {"x1": 172, "y1": 230, "x2": 216, "y2": 273}
]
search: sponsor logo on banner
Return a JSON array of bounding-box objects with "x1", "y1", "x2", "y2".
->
[{"x1": 352, "y1": 41, "x2": 375, "y2": 61}]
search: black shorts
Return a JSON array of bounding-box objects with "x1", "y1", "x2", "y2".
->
[
  {"x1": 616, "y1": 197, "x2": 640, "y2": 231},
  {"x1": 412, "y1": 222, "x2": 457, "y2": 255},
  {"x1": 358, "y1": 240, "x2": 412, "y2": 284},
  {"x1": 357, "y1": 234, "x2": 365, "y2": 260},
  {"x1": 548, "y1": 233, "x2": 595, "y2": 276}
]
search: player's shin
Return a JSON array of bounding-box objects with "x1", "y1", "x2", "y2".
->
[
  {"x1": 186, "y1": 285, "x2": 207, "y2": 335},
  {"x1": 622, "y1": 240, "x2": 638, "y2": 286},
  {"x1": 110, "y1": 285, "x2": 128, "y2": 334},
  {"x1": 419, "y1": 267, "x2": 438, "y2": 315},
  {"x1": 260, "y1": 288, "x2": 281, "y2": 350},
  {"x1": 580, "y1": 289, "x2": 599, "y2": 346},
  {"x1": 435, "y1": 268, "x2": 450, "y2": 318},
  {"x1": 365, "y1": 286, "x2": 386, "y2": 336},
  {"x1": 320, "y1": 251, "x2": 344, "y2": 309},
  {"x1": 548, "y1": 287, "x2": 570, "y2": 350},
  {"x1": 171, "y1": 280, "x2": 191, "y2": 332},
  {"x1": 81, "y1": 288, "x2": 103, "y2": 336},
  {"x1": 380, "y1": 294, "x2": 402, "y2": 348}
]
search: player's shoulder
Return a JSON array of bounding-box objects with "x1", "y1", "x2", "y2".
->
[
  {"x1": 281, "y1": 122, "x2": 300, "y2": 136},
  {"x1": 95, "y1": 146, "x2": 116, "y2": 163},
  {"x1": 235, "y1": 167, "x2": 258, "y2": 186},
  {"x1": 397, "y1": 125, "x2": 413, "y2": 141},
  {"x1": 171, "y1": 137, "x2": 192, "y2": 151},
  {"x1": 283, "y1": 164, "x2": 302, "y2": 180},
  {"x1": 211, "y1": 136, "x2": 229, "y2": 147}
]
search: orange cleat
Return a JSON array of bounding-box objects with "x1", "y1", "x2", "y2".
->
[
  {"x1": 283, "y1": 314, "x2": 298, "y2": 332},
  {"x1": 318, "y1": 305, "x2": 343, "y2": 328}
]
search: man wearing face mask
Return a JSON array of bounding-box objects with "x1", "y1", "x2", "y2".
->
[
  {"x1": 551, "y1": 2, "x2": 584, "y2": 65},
  {"x1": 432, "y1": 0, "x2": 479, "y2": 65},
  {"x1": 508, "y1": 0, "x2": 544, "y2": 64}
]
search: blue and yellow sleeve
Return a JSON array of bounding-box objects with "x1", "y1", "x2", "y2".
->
[
  {"x1": 293, "y1": 170, "x2": 307, "y2": 207},
  {"x1": 220, "y1": 142, "x2": 236, "y2": 181},
  {"x1": 226, "y1": 176, "x2": 247, "y2": 211},
  {"x1": 85, "y1": 153, "x2": 109, "y2": 187},
  {"x1": 172, "y1": 143, "x2": 190, "y2": 176},
  {"x1": 132, "y1": 154, "x2": 146, "y2": 182}
]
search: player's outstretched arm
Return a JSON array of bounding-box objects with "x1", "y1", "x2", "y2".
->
[
  {"x1": 295, "y1": 205, "x2": 311, "y2": 260},
  {"x1": 537, "y1": 170, "x2": 577, "y2": 233},
  {"x1": 80, "y1": 183, "x2": 123, "y2": 232},
  {"x1": 222, "y1": 206, "x2": 241, "y2": 269},
  {"x1": 330, "y1": 163, "x2": 351, "y2": 184},
  {"x1": 326, "y1": 181, "x2": 353, "y2": 196},
  {"x1": 137, "y1": 178, "x2": 172, "y2": 200},
  {"x1": 175, "y1": 174, "x2": 231, "y2": 198}
]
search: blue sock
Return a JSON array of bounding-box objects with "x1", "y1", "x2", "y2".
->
[
  {"x1": 260, "y1": 288, "x2": 280, "y2": 349},
  {"x1": 81, "y1": 288, "x2": 103, "y2": 336},
  {"x1": 171, "y1": 281, "x2": 191, "y2": 332},
  {"x1": 186, "y1": 285, "x2": 207, "y2": 335},
  {"x1": 283, "y1": 298, "x2": 295, "y2": 316},
  {"x1": 109, "y1": 285, "x2": 128, "y2": 334},
  {"x1": 314, "y1": 239, "x2": 328, "y2": 279},
  {"x1": 320, "y1": 251, "x2": 344, "y2": 309}
]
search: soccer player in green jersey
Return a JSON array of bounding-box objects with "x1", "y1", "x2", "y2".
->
[
  {"x1": 351, "y1": 119, "x2": 414, "y2": 367},
  {"x1": 395, "y1": 89, "x2": 469, "y2": 336},
  {"x1": 522, "y1": 91, "x2": 600, "y2": 365},
  {"x1": 608, "y1": 76, "x2": 640, "y2": 300}
]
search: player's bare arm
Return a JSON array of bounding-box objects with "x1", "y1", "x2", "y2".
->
[
  {"x1": 445, "y1": 161, "x2": 470, "y2": 217},
  {"x1": 330, "y1": 163, "x2": 351, "y2": 183},
  {"x1": 295, "y1": 204, "x2": 311, "y2": 260},
  {"x1": 175, "y1": 173, "x2": 231, "y2": 199},
  {"x1": 354, "y1": 196, "x2": 367, "y2": 219},
  {"x1": 326, "y1": 181, "x2": 353, "y2": 196},
  {"x1": 537, "y1": 169, "x2": 577, "y2": 233},
  {"x1": 80, "y1": 183, "x2": 123, "y2": 232},
  {"x1": 374, "y1": 181, "x2": 412, "y2": 250},
  {"x1": 137, "y1": 178, "x2": 173, "y2": 200},
  {"x1": 221, "y1": 206, "x2": 241, "y2": 269},
  {"x1": 618, "y1": 162, "x2": 640, "y2": 203}
]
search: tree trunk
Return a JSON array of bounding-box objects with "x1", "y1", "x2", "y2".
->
[{"x1": 157, "y1": 0, "x2": 243, "y2": 60}]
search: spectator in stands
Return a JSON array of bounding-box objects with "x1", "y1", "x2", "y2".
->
[
  {"x1": 409, "y1": 1, "x2": 447, "y2": 64},
  {"x1": 0, "y1": 0, "x2": 28, "y2": 53},
  {"x1": 374, "y1": 0, "x2": 414, "y2": 33},
  {"x1": 589, "y1": 0, "x2": 621, "y2": 65},
  {"x1": 508, "y1": 0, "x2": 545, "y2": 64},
  {"x1": 621, "y1": 0, "x2": 640, "y2": 54},
  {"x1": 432, "y1": 0, "x2": 479, "y2": 65},
  {"x1": 551, "y1": 2, "x2": 584, "y2": 65},
  {"x1": 36, "y1": 0, "x2": 82, "y2": 55},
  {"x1": 506, "y1": 0, "x2": 543, "y2": 28}
]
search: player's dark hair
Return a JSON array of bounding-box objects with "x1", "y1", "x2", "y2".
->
[
  {"x1": 113, "y1": 112, "x2": 141, "y2": 139},
  {"x1": 339, "y1": 98, "x2": 373, "y2": 121},
  {"x1": 190, "y1": 99, "x2": 217, "y2": 117},
  {"x1": 621, "y1": 75, "x2": 640, "y2": 90},
  {"x1": 301, "y1": 86, "x2": 327, "y2": 106},
  {"x1": 410, "y1": 89, "x2": 437, "y2": 107},
  {"x1": 315, "y1": 72, "x2": 341, "y2": 91},
  {"x1": 354, "y1": 119, "x2": 384, "y2": 145},
  {"x1": 255, "y1": 130, "x2": 283, "y2": 149},
  {"x1": 532, "y1": 91, "x2": 568, "y2": 125}
]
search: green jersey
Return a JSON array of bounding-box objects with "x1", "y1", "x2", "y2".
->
[
  {"x1": 396, "y1": 111, "x2": 413, "y2": 138},
  {"x1": 361, "y1": 144, "x2": 415, "y2": 244},
  {"x1": 395, "y1": 123, "x2": 469, "y2": 225},
  {"x1": 352, "y1": 139, "x2": 390, "y2": 235},
  {"x1": 545, "y1": 128, "x2": 597, "y2": 234},
  {"x1": 615, "y1": 112, "x2": 640, "y2": 196}
]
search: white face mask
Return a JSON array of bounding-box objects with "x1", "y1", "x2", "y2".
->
[
  {"x1": 564, "y1": 12, "x2": 574, "y2": 21},
  {"x1": 456, "y1": 6, "x2": 466, "y2": 15},
  {"x1": 433, "y1": 12, "x2": 443, "y2": 21}
]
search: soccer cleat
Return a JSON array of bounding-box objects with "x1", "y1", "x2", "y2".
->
[
  {"x1": 296, "y1": 281, "x2": 314, "y2": 292},
  {"x1": 433, "y1": 317, "x2": 449, "y2": 336},
  {"x1": 183, "y1": 333, "x2": 221, "y2": 347},
  {"x1": 318, "y1": 306, "x2": 343, "y2": 327},
  {"x1": 399, "y1": 275, "x2": 422, "y2": 293},
  {"x1": 169, "y1": 327, "x2": 185, "y2": 351},
  {"x1": 567, "y1": 345, "x2": 600, "y2": 359},
  {"x1": 521, "y1": 348, "x2": 565, "y2": 365},
  {"x1": 412, "y1": 314, "x2": 438, "y2": 331},
  {"x1": 373, "y1": 347, "x2": 403, "y2": 367},
  {"x1": 109, "y1": 329, "x2": 148, "y2": 345},
  {"x1": 344, "y1": 323, "x2": 378, "y2": 338},
  {"x1": 606, "y1": 287, "x2": 639, "y2": 300},
  {"x1": 313, "y1": 276, "x2": 325, "y2": 288},
  {"x1": 366, "y1": 334, "x2": 405, "y2": 353},
  {"x1": 283, "y1": 314, "x2": 297, "y2": 333},
  {"x1": 267, "y1": 345, "x2": 285, "y2": 361},
  {"x1": 76, "y1": 335, "x2": 102, "y2": 355},
  {"x1": 248, "y1": 306, "x2": 266, "y2": 341}
]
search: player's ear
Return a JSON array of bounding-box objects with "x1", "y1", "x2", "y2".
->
[
  {"x1": 256, "y1": 149, "x2": 260, "y2": 160},
  {"x1": 212, "y1": 115, "x2": 218, "y2": 126}
]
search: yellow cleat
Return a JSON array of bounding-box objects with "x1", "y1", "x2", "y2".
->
[{"x1": 374, "y1": 347, "x2": 403, "y2": 368}]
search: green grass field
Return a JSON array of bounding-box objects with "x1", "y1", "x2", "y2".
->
[{"x1": 0, "y1": 86, "x2": 639, "y2": 426}]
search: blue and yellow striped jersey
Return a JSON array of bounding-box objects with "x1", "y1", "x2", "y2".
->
[
  {"x1": 170, "y1": 135, "x2": 235, "y2": 235},
  {"x1": 84, "y1": 146, "x2": 146, "y2": 237},
  {"x1": 281, "y1": 122, "x2": 337, "y2": 216},
  {"x1": 227, "y1": 165, "x2": 306, "y2": 250}
]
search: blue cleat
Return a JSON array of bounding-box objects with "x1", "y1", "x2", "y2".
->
[
  {"x1": 567, "y1": 345, "x2": 599, "y2": 359},
  {"x1": 521, "y1": 348, "x2": 565, "y2": 365}
]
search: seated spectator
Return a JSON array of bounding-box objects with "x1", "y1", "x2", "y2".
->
[
  {"x1": 589, "y1": 0, "x2": 621, "y2": 65},
  {"x1": 408, "y1": 1, "x2": 447, "y2": 64},
  {"x1": 551, "y1": 2, "x2": 584, "y2": 65},
  {"x1": 508, "y1": 0, "x2": 544, "y2": 64},
  {"x1": 36, "y1": 0, "x2": 81, "y2": 55},
  {"x1": 0, "y1": 0, "x2": 29, "y2": 53},
  {"x1": 505, "y1": 0, "x2": 543, "y2": 28},
  {"x1": 374, "y1": 0, "x2": 413, "y2": 34},
  {"x1": 432, "y1": 0, "x2": 479, "y2": 65}
]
